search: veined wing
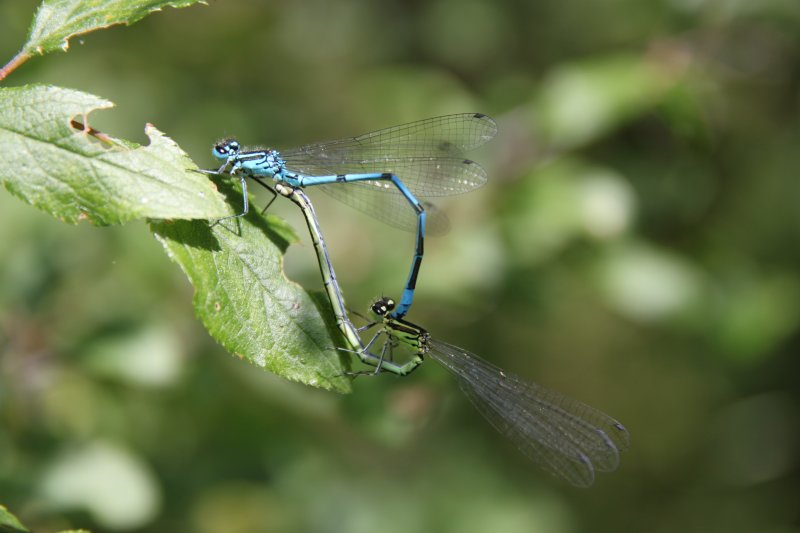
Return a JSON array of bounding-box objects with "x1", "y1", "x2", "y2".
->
[
  {"x1": 281, "y1": 113, "x2": 497, "y2": 162},
  {"x1": 427, "y1": 338, "x2": 630, "y2": 487},
  {"x1": 288, "y1": 156, "x2": 486, "y2": 197},
  {"x1": 298, "y1": 158, "x2": 480, "y2": 234},
  {"x1": 314, "y1": 184, "x2": 450, "y2": 235}
]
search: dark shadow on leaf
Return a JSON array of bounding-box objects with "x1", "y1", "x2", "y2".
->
[
  {"x1": 213, "y1": 178, "x2": 294, "y2": 252},
  {"x1": 149, "y1": 218, "x2": 221, "y2": 251}
]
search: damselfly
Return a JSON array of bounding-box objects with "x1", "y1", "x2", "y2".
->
[
  {"x1": 205, "y1": 113, "x2": 496, "y2": 319},
  {"x1": 272, "y1": 183, "x2": 428, "y2": 373},
  {"x1": 263, "y1": 179, "x2": 629, "y2": 483},
  {"x1": 361, "y1": 297, "x2": 630, "y2": 487}
]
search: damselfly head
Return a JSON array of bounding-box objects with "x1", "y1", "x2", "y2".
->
[
  {"x1": 212, "y1": 139, "x2": 241, "y2": 160},
  {"x1": 370, "y1": 297, "x2": 395, "y2": 317}
]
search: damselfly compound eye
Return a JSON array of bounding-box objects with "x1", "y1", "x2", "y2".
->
[{"x1": 213, "y1": 139, "x2": 240, "y2": 158}]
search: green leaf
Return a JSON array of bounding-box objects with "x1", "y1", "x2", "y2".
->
[
  {"x1": 0, "y1": 84, "x2": 229, "y2": 225},
  {"x1": 0, "y1": 504, "x2": 30, "y2": 533},
  {"x1": 151, "y1": 181, "x2": 353, "y2": 394},
  {"x1": 23, "y1": 0, "x2": 205, "y2": 56}
]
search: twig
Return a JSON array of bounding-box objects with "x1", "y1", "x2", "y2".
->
[{"x1": 0, "y1": 51, "x2": 31, "y2": 82}]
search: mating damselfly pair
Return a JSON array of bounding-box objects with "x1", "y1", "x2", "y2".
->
[{"x1": 204, "y1": 113, "x2": 629, "y2": 487}]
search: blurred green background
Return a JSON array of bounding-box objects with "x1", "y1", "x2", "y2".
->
[{"x1": 2, "y1": 0, "x2": 800, "y2": 531}]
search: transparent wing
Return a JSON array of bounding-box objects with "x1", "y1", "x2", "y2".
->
[
  {"x1": 281, "y1": 113, "x2": 497, "y2": 162},
  {"x1": 280, "y1": 114, "x2": 493, "y2": 233},
  {"x1": 312, "y1": 158, "x2": 481, "y2": 234},
  {"x1": 427, "y1": 338, "x2": 630, "y2": 487},
  {"x1": 291, "y1": 157, "x2": 488, "y2": 197},
  {"x1": 316, "y1": 184, "x2": 450, "y2": 235}
]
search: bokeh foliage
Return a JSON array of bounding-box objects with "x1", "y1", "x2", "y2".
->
[{"x1": 1, "y1": 0, "x2": 799, "y2": 532}]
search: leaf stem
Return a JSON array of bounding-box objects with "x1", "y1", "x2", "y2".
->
[{"x1": 0, "y1": 51, "x2": 30, "y2": 82}]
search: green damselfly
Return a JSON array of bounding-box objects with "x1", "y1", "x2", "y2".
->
[{"x1": 360, "y1": 296, "x2": 630, "y2": 487}]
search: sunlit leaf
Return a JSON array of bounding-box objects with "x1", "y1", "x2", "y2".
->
[
  {"x1": 0, "y1": 84, "x2": 229, "y2": 225},
  {"x1": 151, "y1": 182, "x2": 352, "y2": 393},
  {"x1": 23, "y1": 0, "x2": 205, "y2": 56}
]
